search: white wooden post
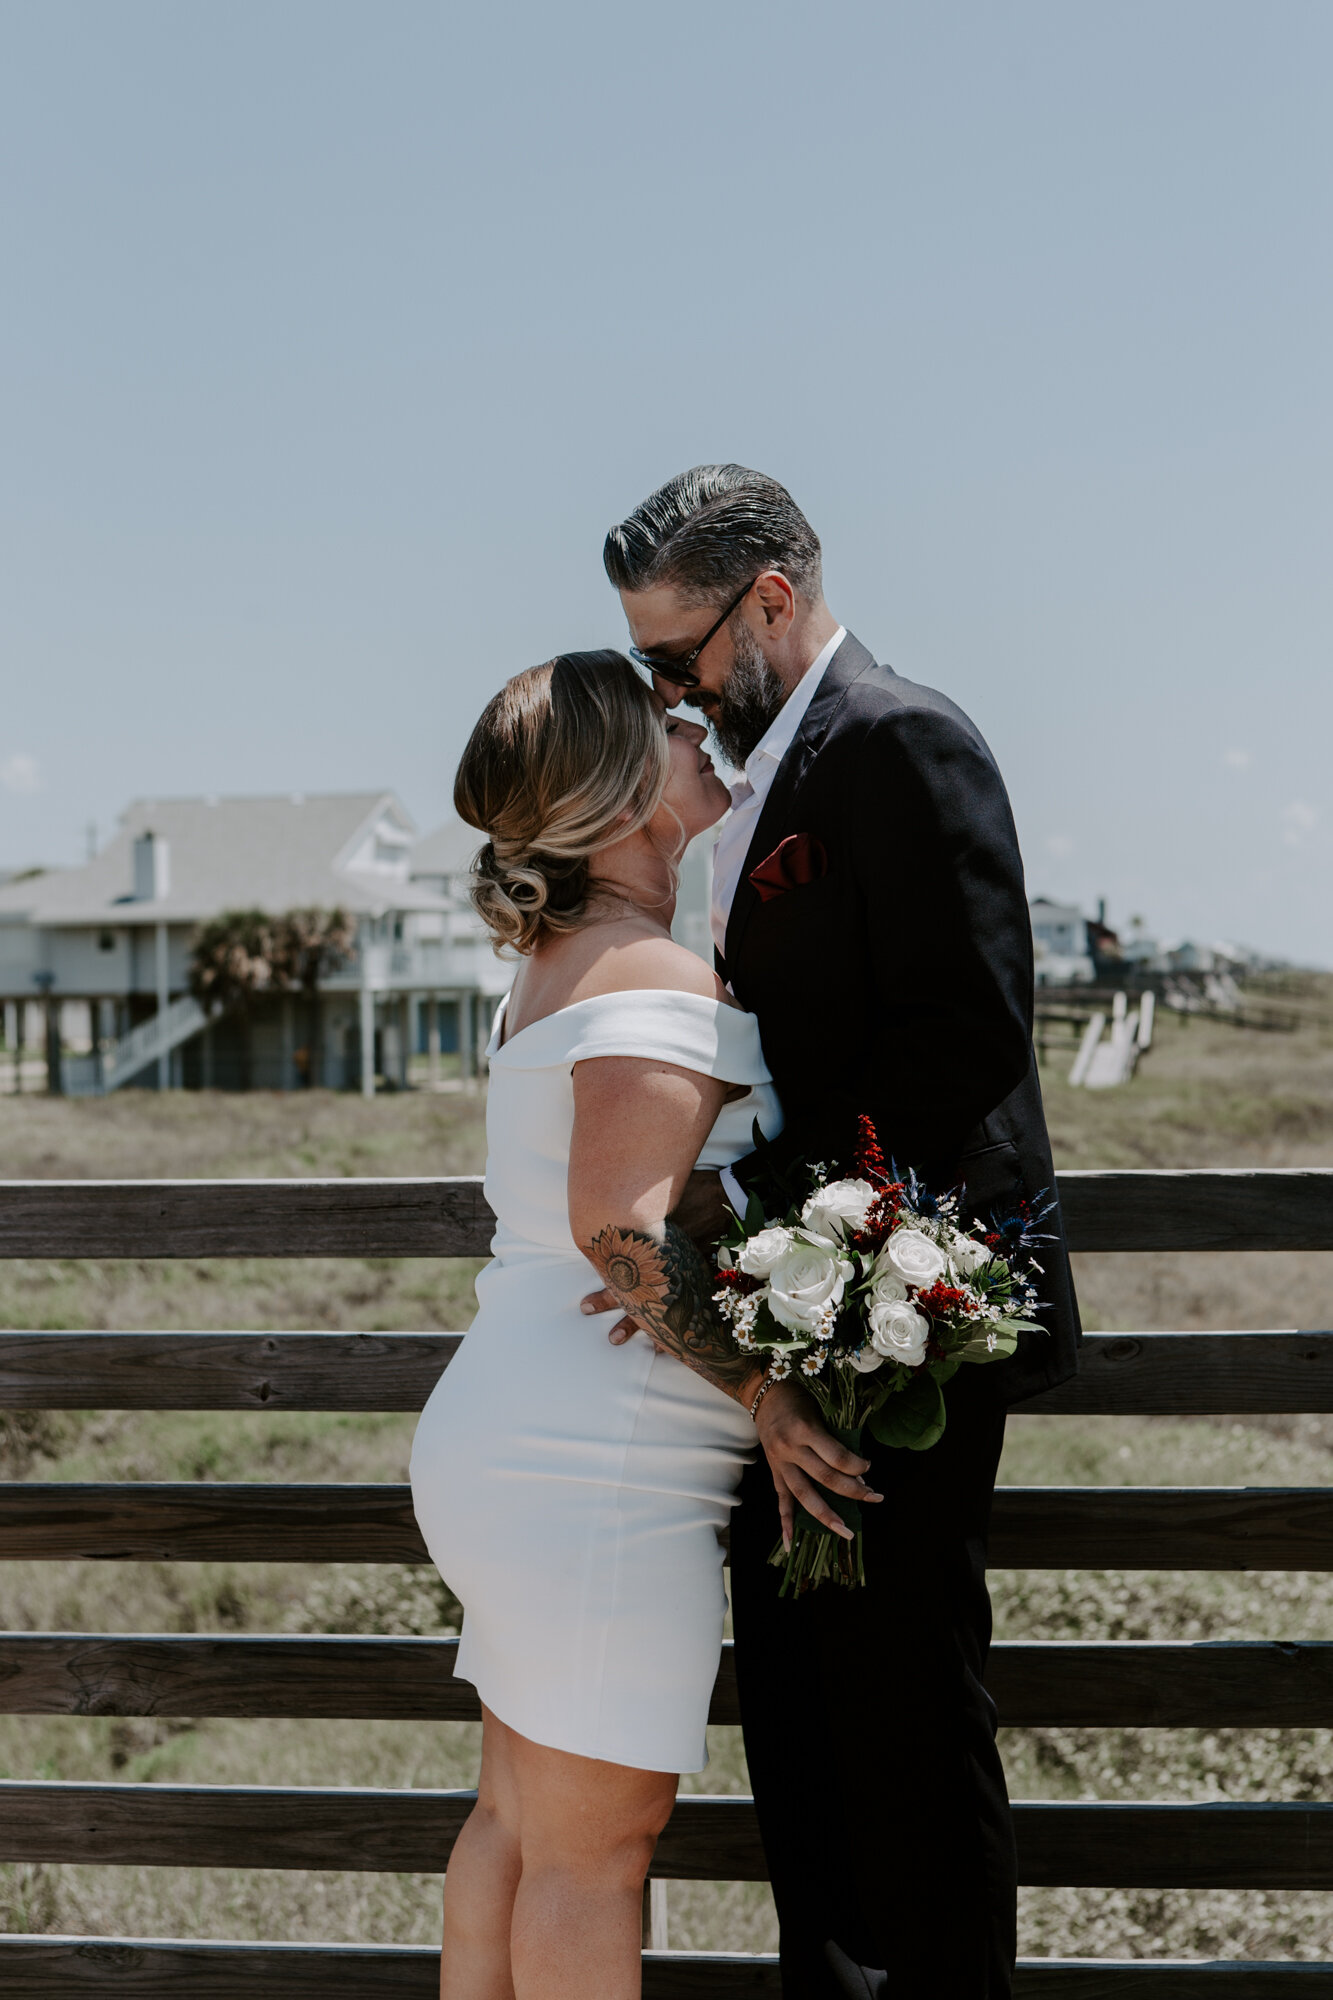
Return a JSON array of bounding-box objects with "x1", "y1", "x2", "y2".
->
[
  {"x1": 641, "y1": 1878, "x2": 668, "y2": 1949},
  {"x1": 1138, "y1": 989, "x2": 1155, "y2": 1051},
  {"x1": 359, "y1": 984, "x2": 376, "y2": 1099},
  {"x1": 155, "y1": 923, "x2": 171, "y2": 1091},
  {"x1": 1069, "y1": 1013, "x2": 1105, "y2": 1087}
]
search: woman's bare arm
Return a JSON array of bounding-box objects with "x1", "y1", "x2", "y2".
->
[{"x1": 569, "y1": 1056, "x2": 762, "y2": 1402}]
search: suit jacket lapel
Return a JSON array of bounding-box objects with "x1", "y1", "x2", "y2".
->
[{"x1": 721, "y1": 631, "x2": 877, "y2": 975}]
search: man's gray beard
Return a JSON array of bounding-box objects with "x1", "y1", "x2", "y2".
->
[{"x1": 710, "y1": 625, "x2": 787, "y2": 768}]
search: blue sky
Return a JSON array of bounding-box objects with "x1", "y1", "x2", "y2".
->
[{"x1": 2, "y1": 1, "x2": 1330, "y2": 959}]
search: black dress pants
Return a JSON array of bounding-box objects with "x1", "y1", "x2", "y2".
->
[{"x1": 729, "y1": 1376, "x2": 1016, "y2": 1998}]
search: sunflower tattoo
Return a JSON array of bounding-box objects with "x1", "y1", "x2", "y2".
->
[
  {"x1": 589, "y1": 1228, "x2": 672, "y2": 1315},
  {"x1": 586, "y1": 1221, "x2": 759, "y2": 1396}
]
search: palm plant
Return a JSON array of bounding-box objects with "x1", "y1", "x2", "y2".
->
[
  {"x1": 187, "y1": 909, "x2": 278, "y2": 1089},
  {"x1": 270, "y1": 907, "x2": 356, "y2": 1087}
]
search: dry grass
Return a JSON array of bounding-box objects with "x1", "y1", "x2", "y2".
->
[{"x1": 2, "y1": 1000, "x2": 1332, "y2": 1962}]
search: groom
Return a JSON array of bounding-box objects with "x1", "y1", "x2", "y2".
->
[{"x1": 593, "y1": 465, "x2": 1080, "y2": 1996}]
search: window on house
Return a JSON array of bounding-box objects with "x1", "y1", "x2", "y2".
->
[{"x1": 98, "y1": 932, "x2": 116, "y2": 952}]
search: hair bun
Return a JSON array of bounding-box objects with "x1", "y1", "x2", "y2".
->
[{"x1": 452, "y1": 652, "x2": 669, "y2": 957}]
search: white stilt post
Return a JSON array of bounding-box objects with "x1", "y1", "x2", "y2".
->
[
  {"x1": 155, "y1": 923, "x2": 170, "y2": 1091},
  {"x1": 359, "y1": 983, "x2": 376, "y2": 1099}
]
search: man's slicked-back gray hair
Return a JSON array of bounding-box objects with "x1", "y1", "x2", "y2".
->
[{"x1": 603, "y1": 464, "x2": 823, "y2": 606}]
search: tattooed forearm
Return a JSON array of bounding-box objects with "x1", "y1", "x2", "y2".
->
[{"x1": 587, "y1": 1221, "x2": 759, "y2": 1398}]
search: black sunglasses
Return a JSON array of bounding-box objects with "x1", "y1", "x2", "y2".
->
[{"x1": 626, "y1": 576, "x2": 758, "y2": 689}]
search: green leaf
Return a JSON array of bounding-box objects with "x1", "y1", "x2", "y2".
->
[
  {"x1": 744, "y1": 1190, "x2": 767, "y2": 1235},
  {"x1": 869, "y1": 1372, "x2": 946, "y2": 1451},
  {"x1": 958, "y1": 1326, "x2": 1019, "y2": 1363}
]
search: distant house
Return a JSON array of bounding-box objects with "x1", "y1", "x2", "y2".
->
[
  {"x1": 0, "y1": 793, "x2": 509, "y2": 1094},
  {"x1": 409, "y1": 814, "x2": 720, "y2": 976},
  {"x1": 1029, "y1": 898, "x2": 1095, "y2": 985}
]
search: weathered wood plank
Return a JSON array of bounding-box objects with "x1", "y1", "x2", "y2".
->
[
  {"x1": 0, "y1": 1787, "x2": 1329, "y2": 1888},
  {"x1": 0, "y1": 1168, "x2": 1327, "y2": 1260},
  {"x1": 1055, "y1": 1168, "x2": 1333, "y2": 1252},
  {"x1": 4, "y1": 1635, "x2": 1330, "y2": 1730},
  {"x1": 0, "y1": 1943, "x2": 1327, "y2": 1999},
  {"x1": 1014, "y1": 1968, "x2": 1333, "y2": 1995},
  {"x1": 989, "y1": 1487, "x2": 1333, "y2": 1571},
  {"x1": 0, "y1": 1634, "x2": 480, "y2": 1721},
  {"x1": 0, "y1": 1782, "x2": 768, "y2": 1880},
  {"x1": 0, "y1": 1485, "x2": 426, "y2": 1563},
  {"x1": 3, "y1": 1483, "x2": 1330, "y2": 1570},
  {"x1": 989, "y1": 1641, "x2": 1333, "y2": 1728},
  {"x1": 1012, "y1": 1801, "x2": 1333, "y2": 1889},
  {"x1": 0, "y1": 1938, "x2": 792, "y2": 1998},
  {"x1": 0, "y1": 1178, "x2": 491, "y2": 1260},
  {"x1": 6, "y1": 1328, "x2": 1333, "y2": 1415},
  {"x1": 1020, "y1": 1332, "x2": 1333, "y2": 1415},
  {"x1": 0, "y1": 1937, "x2": 443, "y2": 1998},
  {"x1": 0, "y1": 1331, "x2": 462, "y2": 1410}
]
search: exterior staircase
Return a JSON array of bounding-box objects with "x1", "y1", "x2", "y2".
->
[{"x1": 62, "y1": 995, "x2": 209, "y2": 1097}]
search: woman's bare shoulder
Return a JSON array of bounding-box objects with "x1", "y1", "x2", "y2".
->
[{"x1": 572, "y1": 929, "x2": 731, "y2": 1006}]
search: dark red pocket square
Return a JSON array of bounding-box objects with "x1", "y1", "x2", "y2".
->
[{"x1": 748, "y1": 831, "x2": 829, "y2": 902}]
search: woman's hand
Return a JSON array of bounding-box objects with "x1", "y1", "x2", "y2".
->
[{"x1": 754, "y1": 1381, "x2": 882, "y2": 1548}]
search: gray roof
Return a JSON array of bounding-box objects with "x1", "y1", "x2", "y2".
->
[
  {"x1": 0, "y1": 792, "x2": 453, "y2": 927},
  {"x1": 411, "y1": 816, "x2": 483, "y2": 879}
]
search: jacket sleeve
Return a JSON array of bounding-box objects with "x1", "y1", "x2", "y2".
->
[{"x1": 729, "y1": 703, "x2": 1034, "y2": 1195}]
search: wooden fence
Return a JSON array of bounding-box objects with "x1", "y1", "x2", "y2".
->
[{"x1": 0, "y1": 1168, "x2": 1330, "y2": 1994}]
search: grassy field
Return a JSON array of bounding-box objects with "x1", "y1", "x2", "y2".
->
[{"x1": 1, "y1": 992, "x2": 1331, "y2": 1961}]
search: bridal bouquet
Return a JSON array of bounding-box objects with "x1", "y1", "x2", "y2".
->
[{"x1": 714, "y1": 1116, "x2": 1048, "y2": 1596}]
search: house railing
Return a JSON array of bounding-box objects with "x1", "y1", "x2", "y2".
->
[{"x1": 0, "y1": 1168, "x2": 1331, "y2": 1993}]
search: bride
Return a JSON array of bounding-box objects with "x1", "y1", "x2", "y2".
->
[{"x1": 410, "y1": 649, "x2": 877, "y2": 1999}]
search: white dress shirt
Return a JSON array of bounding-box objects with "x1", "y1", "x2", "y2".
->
[
  {"x1": 709, "y1": 626, "x2": 845, "y2": 958},
  {"x1": 708, "y1": 625, "x2": 844, "y2": 1214}
]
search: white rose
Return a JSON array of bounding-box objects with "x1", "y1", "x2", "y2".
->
[
  {"x1": 949, "y1": 1229, "x2": 990, "y2": 1277},
  {"x1": 736, "y1": 1225, "x2": 796, "y2": 1279},
  {"x1": 867, "y1": 1264, "x2": 909, "y2": 1307},
  {"x1": 767, "y1": 1240, "x2": 854, "y2": 1334},
  {"x1": 868, "y1": 1297, "x2": 931, "y2": 1367},
  {"x1": 884, "y1": 1226, "x2": 948, "y2": 1291},
  {"x1": 846, "y1": 1343, "x2": 885, "y2": 1372},
  {"x1": 800, "y1": 1178, "x2": 877, "y2": 1244}
]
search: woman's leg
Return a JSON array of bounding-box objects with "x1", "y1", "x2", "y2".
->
[
  {"x1": 506, "y1": 1723, "x2": 677, "y2": 2000},
  {"x1": 439, "y1": 1707, "x2": 522, "y2": 1999}
]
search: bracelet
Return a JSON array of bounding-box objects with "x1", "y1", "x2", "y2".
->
[{"x1": 748, "y1": 1374, "x2": 780, "y2": 1422}]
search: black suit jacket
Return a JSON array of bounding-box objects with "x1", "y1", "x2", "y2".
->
[{"x1": 719, "y1": 632, "x2": 1079, "y2": 1404}]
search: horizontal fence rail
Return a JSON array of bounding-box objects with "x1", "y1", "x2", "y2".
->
[
  {"x1": 3, "y1": 1481, "x2": 1331, "y2": 1570},
  {"x1": 1, "y1": 1785, "x2": 1332, "y2": 1890},
  {"x1": 0, "y1": 1166, "x2": 1329, "y2": 1259},
  {"x1": 0, "y1": 1937, "x2": 785, "y2": 1999},
  {"x1": 0, "y1": 1943, "x2": 1330, "y2": 1999},
  {"x1": 4, "y1": 1634, "x2": 1333, "y2": 1730},
  {"x1": 3, "y1": 1328, "x2": 1333, "y2": 1414}
]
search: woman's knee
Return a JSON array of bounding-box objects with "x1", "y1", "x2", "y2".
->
[{"x1": 522, "y1": 1773, "x2": 675, "y2": 1886}]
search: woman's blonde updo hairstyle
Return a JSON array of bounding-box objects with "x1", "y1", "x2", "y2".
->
[{"x1": 454, "y1": 650, "x2": 670, "y2": 956}]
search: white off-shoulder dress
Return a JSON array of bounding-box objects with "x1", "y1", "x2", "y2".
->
[{"x1": 409, "y1": 989, "x2": 782, "y2": 1774}]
